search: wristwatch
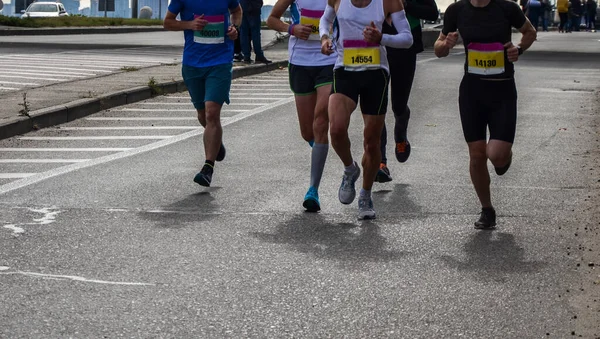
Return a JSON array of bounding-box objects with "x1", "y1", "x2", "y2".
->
[{"x1": 517, "y1": 46, "x2": 523, "y2": 55}]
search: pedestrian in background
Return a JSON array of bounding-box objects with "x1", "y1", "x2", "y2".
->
[
  {"x1": 526, "y1": 0, "x2": 543, "y2": 31},
  {"x1": 240, "y1": 0, "x2": 272, "y2": 64},
  {"x1": 541, "y1": 0, "x2": 551, "y2": 31},
  {"x1": 571, "y1": 0, "x2": 583, "y2": 30},
  {"x1": 557, "y1": 0, "x2": 569, "y2": 32},
  {"x1": 586, "y1": 0, "x2": 597, "y2": 31},
  {"x1": 163, "y1": 0, "x2": 242, "y2": 187}
]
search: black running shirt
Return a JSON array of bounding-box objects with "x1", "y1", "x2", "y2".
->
[{"x1": 442, "y1": 0, "x2": 527, "y2": 79}]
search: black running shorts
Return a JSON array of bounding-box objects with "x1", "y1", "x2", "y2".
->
[
  {"x1": 458, "y1": 75, "x2": 518, "y2": 143},
  {"x1": 331, "y1": 68, "x2": 390, "y2": 116},
  {"x1": 288, "y1": 63, "x2": 334, "y2": 95}
]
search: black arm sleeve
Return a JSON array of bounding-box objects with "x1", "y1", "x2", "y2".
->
[
  {"x1": 442, "y1": 2, "x2": 459, "y2": 35},
  {"x1": 405, "y1": 0, "x2": 439, "y2": 21}
]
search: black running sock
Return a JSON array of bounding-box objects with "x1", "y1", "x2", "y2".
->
[{"x1": 202, "y1": 160, "x2": 214, "y2": 174}]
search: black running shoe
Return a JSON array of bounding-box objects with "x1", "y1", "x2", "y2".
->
[
  {"x1": 495, "y1": 152, "x2": 512, "y2": 176},
  {"x1": 216, "y1": 143, "x2": 226, "y2": 162},
  {"x1": 395, "y1": 139, "x2": 411, "y2": 163},
  {"x1": 375, "y1": 163, "x2": 393, "y2": 183},
  {"x1": 193, "y1": 165, "x2": 213, "y2": 187},
  {"x1": 474, "y1": 207, "x2": 497, "y2": 229}
]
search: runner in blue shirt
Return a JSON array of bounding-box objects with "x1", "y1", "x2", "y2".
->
[{"x1": 164, "y1": 0, "x2": 242, "y2": 187}]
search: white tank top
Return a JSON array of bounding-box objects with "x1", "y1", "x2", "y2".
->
[
  {"x1": 333, "y1": 0, "x2": 388, "y2": 72},
  {"x1": 289, "y1": 0, "x2": 337, "y2": 66}
]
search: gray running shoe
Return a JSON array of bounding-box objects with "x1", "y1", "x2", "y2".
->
[
  {"x1": 338, "y1": 162, "x2": 360, "y2": 204},
  {"x1": 358, "y1": 196, "x2": 376, "y2": 220}
]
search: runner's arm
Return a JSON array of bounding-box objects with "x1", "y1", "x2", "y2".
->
[
  {"x1": 434, "y1": 3, "x2": 458, "y2": 57},
  {"x1": 380, "y1": 0, "x2": 413, "y2": 48},
  {"x1": 267, "y1": 0, "x2": 294, "y2": 32},
  {"x1": 405, "y1": 0, "x2": 439, "y2": 22},
  {"x1": 163, "y1": 10, "x2": 195, "y2": 31},
  {"x1": 229, "y1": 4, "x2": 242, "y2": 27},
  {"x1": 517, "y1": 19, "x2": 536, "y2": 52},
  {"x1": 319, "y1": 2, "x2": 336, "y2": 40}
]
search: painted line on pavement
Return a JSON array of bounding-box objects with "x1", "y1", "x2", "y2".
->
[
  {"x1": 0, "y1": 74, "x2": 63, "y2": 81},
  {"x1": 19, "y1": 136, "x2": 174, "y2": 141},
  {"x1": 0, "y1": 96, "x2": 295, "y2": 195},
  {"x1": 0, "y1": 159, "x2": 90, "y2": 163},
  {"x1": 0, "y1": 270, "x2": 155, "y2": 286},
  {"x1": 0, "y1": 64, "x2": 113, "y2": 73},
  {"x1": 59, "y1": 126, "x2": 198, "y2": 130},
  {"x1": 85, "y1": 117, "x2": 200, "y2": 121},
  {"x1": 0, "y1": 148, "x2": 132, "y2": 152},
  {"x1": 0, "y1": 173, "x2": 36, "y2": 179},
  {"x1": 0, "y1": 80, "x2": 40, "y2": 86}
]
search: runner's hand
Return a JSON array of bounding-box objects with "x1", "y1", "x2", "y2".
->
[
  {"x1": 363, "y1": 21, "x2": 382, "y2": 44},
  {"x1": 189, "y1": 14, "x2": 208, "y2": 31},
  {"x1": 445, "y1": 32, "x2": 459, "y2": 49},
  {"x1": 292, "y1": 24, "x2": 313, "y2": 40},
  {"x1": 227, "y1": 25, "x2": 238, "y2": 40},
  {"x1": 321, "y1": 37, "x2": 334, "y2": 55},
  {"x1": 504, "y1": 42, "x2": 519, "y2": 62}
]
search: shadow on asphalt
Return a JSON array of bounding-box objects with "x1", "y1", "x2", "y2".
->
[
  {"x1": 138, "y1": 191, "x2": 220, "y2": 229},
  {"x1": 373, "y1": 183, "x2": 424, "y2": 217},
  {"x1": 250, "y1": 214, "x2": 408, "y2": 270},
  {"x1": 439, "y1": 232, "x2": 547, "y2": 282}
]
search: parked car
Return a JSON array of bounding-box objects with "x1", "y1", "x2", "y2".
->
[{"x1": 21, "y1": 2, "x2": 68, "y2": 18}]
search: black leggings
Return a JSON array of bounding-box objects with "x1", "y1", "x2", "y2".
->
[
  {"x1": 558, "y1": 12, "x2": 568, "y2": 31},
  {"x1": 380, "y1": 49, "x2": 417, "y2": 163}
]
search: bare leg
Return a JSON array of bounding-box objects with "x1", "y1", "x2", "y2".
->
[
  {"x1": 467, "y1": 140, "x2": 492, "y2": 208},
  {"x1": 487, "y1": 139, "x2": 513, "y2": 169},
  {"x1": 328, "y1": 93, "x2": 356, "y2": 167},
  {"x1": 294, "y1": 93, "x2": 317, "y2": 143},
  {"x1": 201, "y1": 101, "x2": 223, "y2": 162},
  {"x1": 361, "y1": 114, "x2": 386, "y2": 190}
]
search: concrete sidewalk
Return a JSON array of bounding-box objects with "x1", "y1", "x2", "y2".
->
[{"x1": 0, "y1": 33, "x2": 291, "y2": 140}]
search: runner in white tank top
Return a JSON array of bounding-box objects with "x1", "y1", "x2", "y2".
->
[
  {"x1": 267, "y1": 0, "x2": 337, "y2": 212},
  {"x1": 318, "y1": 0, "x2": 413, "y2": 220}
]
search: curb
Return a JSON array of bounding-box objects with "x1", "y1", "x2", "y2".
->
[{"x1": 0, "y1": 60, "x2": 288, "y2": 140}]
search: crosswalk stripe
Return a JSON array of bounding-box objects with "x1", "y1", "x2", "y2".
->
[
  {"x1": 58, "y1": 126, "x2": 198, "y2": 130},
  {"x1": 0, "y1": 74, "x2": 63, "y2": 81},
  {"x1": 19, "y1": 136, "x2": 174, "y2": 141},
  {"x1": 0, "y1": 64, "x2": 113, "y2": 73}
]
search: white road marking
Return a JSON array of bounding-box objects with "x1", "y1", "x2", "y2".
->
[
  {"x1": 58, "y1": 126, "x2": 198, "y2": 130},
  {"x1": 0, "y1": 159, "x2": 90, "y2": 163},
  {"x1": 0, "y1": 67, "x2": 96, "y2": 76},
  {"x1": 0, "y1": 80, "x2": 40, "y2": 86},
  {"x1": 231, "y1": 84, "x2": 294, "y2": 87},
  {"x1": 0, "y1": 271, "x2": 155, "y2": 286},
  {"x1": 3, "y1": 224, "x2": 25, "y2": 234},
  {"x1": 139, "y1": 102, "x2": 275, "y2": 105},
  {"x1": 0, "y1": 96, "x2": 295, "y2": 195},
  {"x1": 2, "y1": 71, "x2": 86, "y2": 78},
  {"x1": 19, "y1": 136, "x2": 174, "y2": 141},
  {"x1": 0, "y1": 173, "x2": 36, "y2": 179},
  {"x1": 0, "y1": 148, "x2": 132, "y2": 152},
  {"x1": 0, "y1": 74, "x2": 63, "y2": 81},
  {"x1": 0, "y1": 64, "x2": 113, "y2": 73},
  {"x1": 30, "y1": 207, "x2": 61, "y2": 225},
  {"x1": 0, "y1": 86, "x2": 20, "y2": 90},
  {"x1": 0, "y1": 266, "x2": 9, "y2": 271},
  {"x1": 85, "y1": 117, "x2": 198, "y2": 121}
]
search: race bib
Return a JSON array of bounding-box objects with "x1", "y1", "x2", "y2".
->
[
  {"x1": 467, "y1": 42, "x2": 505, "y2": 76},
  {"x1": 300, "y1": 9, "x2": 323, "y2": 41},
  {"x1": 343, "y1": 40, "x2": 381, "y2": 70},
  {"x1": 194, "y1": 14, "x2": 225, "y2": 44}
]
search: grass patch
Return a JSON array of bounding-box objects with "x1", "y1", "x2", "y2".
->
[{"x1": 0, "y1": 14, "x2": 163, "y2": 28}]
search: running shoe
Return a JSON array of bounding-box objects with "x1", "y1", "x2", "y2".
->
[
  {"x1": 474, "y1": 207, "x2": 496, "y2": 229},
  {"x1": 303, "y1": 186, "x2": 321, "y2": 212},
  {"x1": 193, "y1": 165, "x2": 213, "y2": 187},
  {"x1": 338, "y1": 162, "x2": 360, "y2": 204},
  {"x1": 494, "y1": 152, "x2": 512, "y2": 176},
  {"x1": 216, "y1": 143, "x2": 226, "y2": 162},
  {"x1": 375, "y1": 163, "x2": 393, "y2": 183},
  {"x1": 395, "y1": 139, "x2": 411, "y2": 163},
  {"x1": 233, "y1": 53, "x2": 243, "y2": 62},
  {"x1": 358, "y1": 196, "x2": 376, "y2": 220}
]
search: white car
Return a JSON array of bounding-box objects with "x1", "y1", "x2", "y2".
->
[{"x1": 21, "y1": 2, "x2": 68, "y2": 18}]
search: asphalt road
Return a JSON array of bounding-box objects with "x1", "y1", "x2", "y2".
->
[{"x1": 0, "y1": 32, "x2": 599, "y2": 338}]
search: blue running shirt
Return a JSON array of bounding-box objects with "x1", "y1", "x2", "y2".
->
[{"x1": 168, "y1": 0, "x2": 240, "y2": 68}]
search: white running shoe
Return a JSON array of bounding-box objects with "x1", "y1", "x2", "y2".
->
[
  {"x1": 358, "y1": 196, "x2": 376, "y2": 220},
  {"x1": 338, "y1": 162, "x2": 361, "y2": 204}
]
